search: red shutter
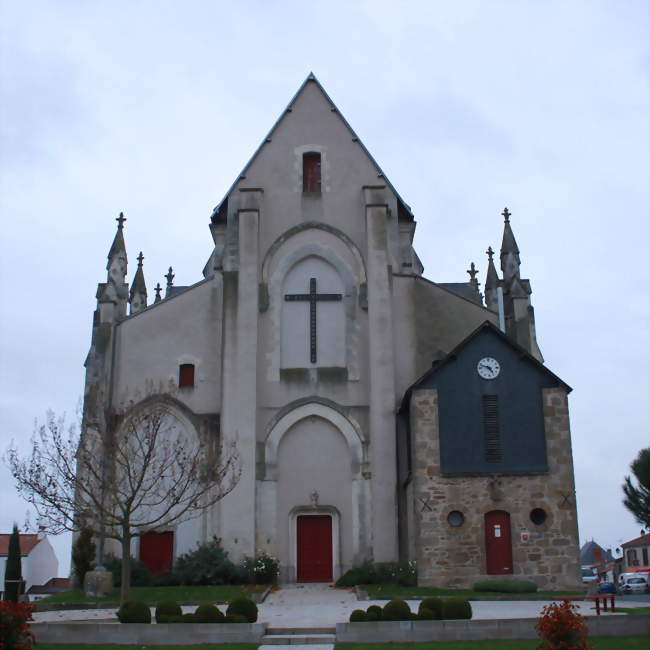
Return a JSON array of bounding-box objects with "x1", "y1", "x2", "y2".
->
[
  {"x1": 179, "y1": 364, "x2": 195, "y2": 388},
  {"x1": 303, "y1": 153, "x2": 321, "y2": 192}
]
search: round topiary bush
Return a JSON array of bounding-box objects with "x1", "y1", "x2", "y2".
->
[
  {"x1": 441, "y1": 597, "x2": 472, "y2": 620},
  {"x1": 349, "y1": 609, "x2": 368, "y2": 622},
  {"x1": 182, "y1": 612, "x2": 196, "y2": 622},
  {"x1": 382, "y1": 598, "x2": 411, "y2": 621},
  {"x1": 418, "y1": 607, "x2": 435, "y2": 620},
  {"x1": 116, "y1": 600, "x2": 151, "y2": 623},
  {"x1": 366, "y1": 610, "x2": 379, "y2": 621},
  {"x1": 166, "y1": 615, "x2": 184, "y2": 623},
  {"x1": 226, "y1": 597, "x2": 258, "y2": 622},
  {"x1": 418, "y1": 597, "x2": 442, "y2": 619},
  {"x1": 194, "y1": 604, "x2": 225, "y2": 622},
  {"x1": 155, "y1": 600, "x2": 182, "y2": 623},
  {"x1": 366, "y1": 605, "x2": 382, "y2": 620},
  {"x1": 225, "y1": 614, "x2": 248, "y2": 623}
]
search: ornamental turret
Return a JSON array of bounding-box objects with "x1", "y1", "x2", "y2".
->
[
  {"x1": 129, "y1": 251, "x2": 148, "y2": 315},
  {"x1": 484, "y1": 246, "x2": 499, "y2": 313}
]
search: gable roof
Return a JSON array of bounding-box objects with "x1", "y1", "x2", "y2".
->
[
  {"x1": 399, "y1": 320, "x2": 571, "y2": 412},
  {"x1": 622, "y1": 532, "x2": 650, "y2": 547},
  {"x1": 0, "y1": 533, "x2": 41, "y2": 556},
  {"x1": 580, "y1": 540, "x2": 614, "y2": 565},
  {"x1": 210, "y1": 72, "x2": 414, "y2": 224}
]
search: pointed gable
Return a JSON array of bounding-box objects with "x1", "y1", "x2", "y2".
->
[{"x1": 210, "y1": 73, "x2": 414, "y2": 225}]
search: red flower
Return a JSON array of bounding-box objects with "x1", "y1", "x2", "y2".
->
[
  {"x1": 0, "y1": 600, "x2": 35, "y2": 649},
  {"x1": 535, "y1": 601, "x2": 591, "y2": 650}
]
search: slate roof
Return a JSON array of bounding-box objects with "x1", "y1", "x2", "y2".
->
[
  {"x1": 437, "y1": 282, "x2": 482, "y2": 304},
  {"x1": 211, "y1": 72, "x2": 414, "y2": 224},
  {"x1": 0, "y1": 533, "x2": 41, "y2": 556},
  {"x1": 580, "y1": 540, "x2": 614, "y2": 565}
]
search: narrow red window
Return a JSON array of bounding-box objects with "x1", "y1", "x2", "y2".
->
[
  {"x1": 179, "y1": 363, "x2": 195, "y2": 388},
  {"x1": 303, "y1": 152, "x2": 321, "y2": 193}
]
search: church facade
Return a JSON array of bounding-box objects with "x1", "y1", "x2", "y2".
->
[{"x1": 83, "y1": 74, "x2": 581, "y2": 588}]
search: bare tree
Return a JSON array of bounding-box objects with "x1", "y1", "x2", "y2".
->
[{"x1": 6, "y1": 392, "x2": 241, "y2": 603}]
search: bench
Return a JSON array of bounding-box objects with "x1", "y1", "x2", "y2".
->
[{"x1": 555, "y1": 594, "x2": 615, "y2": 615}]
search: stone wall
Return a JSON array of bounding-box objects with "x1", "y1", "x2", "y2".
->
[{"x1": 411, "y1": 387, "x2": 581, "y2": 589}]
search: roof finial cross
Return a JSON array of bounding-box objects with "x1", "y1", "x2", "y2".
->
[
  {"x1": 165, "y1": 266, "x2": 175, "y2": 288},
  {"x1": 154, "y1": 282, "x2": 162, "y2": 302},
  {"x1": 486, "y1": 246, "x2": 494, "y2": 262},
  {"x1": 137, "y1": 251, "x2": 144, "y2": 267},
  {"x1": 467, "y1": 262, "x2": 478, "y2": 281},
  {"x1": 502, "y1": 207, "x2": 511, "y2": 223},
  {"x1": 116, "y1": 212, "x2": 126, "y2": 229}
]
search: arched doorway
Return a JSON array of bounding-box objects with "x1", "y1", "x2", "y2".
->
[{"x1": 484, "y1": 510, "x2": 513, "y2": 574}]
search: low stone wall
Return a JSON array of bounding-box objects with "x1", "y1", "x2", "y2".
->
[
  {"x1": 31, "y1": 622, "x2": 266, "y2": 645},
  {"x1": 336, "y1": 615, "x2": 650, "y2": 642}
]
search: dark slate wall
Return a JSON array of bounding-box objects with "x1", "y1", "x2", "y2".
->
[{"x1": 418, "y1": 328, "x2": 559, "y2": 474}]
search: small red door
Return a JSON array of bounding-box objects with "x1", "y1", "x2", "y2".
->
[
  {"x1": 140, "y1": 531, "x2": 174, "y2": 575},
  {"x1": 485, "y1": 511, "x2": 513, "y2": 574},
  {"x1": 297, "y1": 515, "x2": 332, "y2": 582}
]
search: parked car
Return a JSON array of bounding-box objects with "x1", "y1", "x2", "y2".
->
[
  {"x1": 618, "y1": 576, "x2": 649, "y2": 594},
  {"x1": 597, "y1": 581, "x2": 616, "y2": 594}
]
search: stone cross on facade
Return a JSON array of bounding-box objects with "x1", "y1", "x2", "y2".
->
[
  {"x1": 116, "y1": 212, "x2": 126, "y2": 229},
  {"x1": 502, "y1": 207, "x2": 511, "y2": 223},
  {"x1": 284, "y1": 277, "x2": 342, "y2": 363}
]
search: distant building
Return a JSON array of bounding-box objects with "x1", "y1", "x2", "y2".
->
[
  {"x1": 0, "y1": 533, "x2": 59, "y2": 594},
  {"x1": 622, "y1": 531, "x2": 650, "y2": 571}
]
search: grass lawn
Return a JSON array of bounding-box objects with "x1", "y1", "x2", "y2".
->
[
  {"x1": 38, "y1": 584, "x2": 266, "y2": 605},
  {"x1": 359, "y1": 584, "x2": 584, "y2": 600},
  {"x1": 336, "y1": 637, "x2": 650, "y2": 650},
  {"x1": 615, "y1": 606, "x2": 650, "y2": 615},
  {"x1": 36, "y1": 643, "x2": 259, "y2": 650}
]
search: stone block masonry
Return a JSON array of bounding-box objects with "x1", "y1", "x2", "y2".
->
[{"x1": 412, "y1": 387, "x2": 581, "y2": 590}]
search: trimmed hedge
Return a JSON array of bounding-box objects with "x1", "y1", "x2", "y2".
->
[
  {"x1": 155, "y1": 600, "x2": 182, "y2": 623},
  {"x1": 366, "y1": 604, "x2": 383, "y2": 620},
  {"x1": 382, "y1": 598, "x2": 411, "y2": 621},
  {"x1": 473, "y1": 579, "x2": 537, "y2": 593},
  {"x1": 194, "y1": 604, "x2": 225, "y2": 622},
  {"x1": 349, "y1": 609, "x2": 368, "y2": 622},
  {"x1": 441, "y1": 597, "x2": 472, "y2": 620},
  {"x1": 418, "y1": 596, "x2": 442, "y2": 619},
  {"x1": 226, "y1": 597, "x2": 258, "y2": 622},
  {"x1": 116, "y1": 600, "x2": 151, "y2": 623}
]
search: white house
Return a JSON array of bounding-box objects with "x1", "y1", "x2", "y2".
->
[{"x1": 0, "y1": 533, "x2": 59, "y2": 594}]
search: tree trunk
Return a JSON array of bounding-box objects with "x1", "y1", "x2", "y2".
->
[{"x1": 120, "y1": 528, "x2": 131, "y2": 604}]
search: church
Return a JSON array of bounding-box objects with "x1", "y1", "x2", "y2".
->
[{"x1": 83, "y1": 74, "x2": 581, "y2": 589}]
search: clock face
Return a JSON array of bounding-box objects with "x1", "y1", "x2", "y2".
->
[{"x1": 477, "y1": 357, "x2": 500, "y2": 379}]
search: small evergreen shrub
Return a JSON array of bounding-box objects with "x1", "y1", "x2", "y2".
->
[
  {"x1": 174, "y1": 537, "x2": 238, "y2": 585},
  {"x1": 72, "y1": 527, "x2": 96, "y2": 588},
  {"x1": 104, "y1": 555, "x2": 152, "y2": 587},
  {"x1": 243, "y1": 552, "x2": 280, "y2": 584},
  {"x1": 441, "y1": 597, "x2": 472, "y2": 620},
  {"x1": 225, "y1": 614, "x2": 248, "y2": 623},
  {"x1": 335, "y1": 559, "x2": 416, "y2": 586},
  {"x1": 473, "y1": 579, "x2": 537, "y2": 593},
  {"x1": 116, "y1": 600, "x2": 151, "y2": 623},
  {"x1": 194, "y1": 604, "x2": 224, "y2": 622},
  {"x1": 349, "y1": 609, "x2": 368, "y2": 622},
  {"x1": 182, "y1": 613, "x2": 196, "y2": 622},
  {"x1": 382, "y1": 598, "x2": 411, "y2": 621},
  {"x1": 366, "y1": 604, "x2": 383, "y2": 619},
  {"x1": 166, "y1": 615, "x2": 184, "y2": 623},
  {"x1": 226, "y1": 597, "x2": 258, "y2": 622},
  {"x1": 155, "y1": 600, "x2": 182, "y2": 623},
  {"x1": 418, "y1": 607, "x2": 435, "y2": 620},
  {"x1": 418, "y1": 597, "x2": 442, "y2": 619},
  {"x1": 366, "y1": 610, "x2": 380, "y2": 621}
]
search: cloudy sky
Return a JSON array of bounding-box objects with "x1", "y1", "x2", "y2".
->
[{"x1": 1, "y1": 1, "x2": 648, "y2": 576}]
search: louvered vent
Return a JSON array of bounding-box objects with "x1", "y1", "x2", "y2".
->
[{"x1": 482, "y1": 395, "x2": 502, "y2": 463}]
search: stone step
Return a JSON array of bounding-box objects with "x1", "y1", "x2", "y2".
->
[
  {"x1": 262, "y1": 633, "x2": 336, "y2": 645},
  {"x1": 267, "y1": 627, "x2": 336, "y2": 635}
]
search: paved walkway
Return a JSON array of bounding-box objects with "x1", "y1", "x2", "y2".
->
[{"x1": 32, "y1": 583, "x2": 647, "y2": 625}]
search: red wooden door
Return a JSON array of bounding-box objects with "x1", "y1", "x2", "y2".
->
[
  {"x1": 297, "y1": 515, "x2": 332, "y2": 582},
  {"x1": 139, "y1": 531, "x2": 174, "y2": 575},
  {"x1": 484, "y1": 511, "x2": 513, "y2": 574}
]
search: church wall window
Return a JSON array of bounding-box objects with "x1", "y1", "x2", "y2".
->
[
  {"x1": 302, "y1": 152, "x2": 321, "y2": 193},
  {"x1": 530, "y1": 508, "x2": 547, "y2": 526},
  {"x1": 482, "y1": 395, "x2": 502, "y2": 463},
  {"x1": 178, "y1": 363, "x2": 195, "y2": 388}
]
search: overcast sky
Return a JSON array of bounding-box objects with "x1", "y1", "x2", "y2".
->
[{"x1": 1, "y1": 1, "x2": 648, "y2": 577}]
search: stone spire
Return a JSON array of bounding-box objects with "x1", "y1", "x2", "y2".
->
[
  {"x1": 165, "y1": 267, "x2": 175, "y2": 298},
  {"x1": 484, "y1": 246, "x2": 500, "y2": 312},
  {"x1": 129, "y1": 251, "x2": 148, "y2": 315},
  {"x1": 499, "y1": 207, "x2": 521, "y2": 283},
  {"x1": 99, "y1": 212, "x2": 129, "y2": 319}
]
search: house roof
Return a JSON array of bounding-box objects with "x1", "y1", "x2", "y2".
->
[
  {"x1": 622, "y1": 532, "x2": 650, "y2": 547},
  {"x1": 580, "y1": 540, "x2": 614, "y2": 565},
  {"x1": 210, "y1": 72, "x2": 414, "y2": 224},
  {"x1": 399, "y1": 320, "x2": 571, "y2": 412},
  {"x1": 0, "y1": 533, "x2": 41, "y2": 556}
]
